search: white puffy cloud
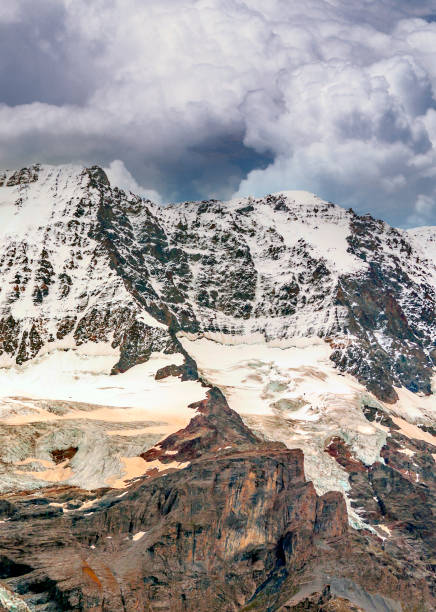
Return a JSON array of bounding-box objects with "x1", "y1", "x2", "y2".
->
[
  {"x1": 104, "y1": 160, "x2": 162, "y2": 203},
  {"x1": 407, "y1": 193, "x2": 436, "y2": 227},
  {"x1": 1, "y1": 0, "x2": 436, "y2": 225},
  {"x1": 234, "y1": 8, "x2": 436, "y2": 226},
  {"x1": 0, "y1": 6, "x2": 20, "y2": 23}
]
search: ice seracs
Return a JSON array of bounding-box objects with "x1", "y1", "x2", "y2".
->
[{"x1": 0, "y1": 349, "x2": 206, "y2": 491}]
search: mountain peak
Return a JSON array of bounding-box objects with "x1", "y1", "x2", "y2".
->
[
  {"x1": 271, "y1": 189, "x2": 322, "y2": 204},
  {"x1": 86, "y1": 164, "x2": 110, "y2": 186},
  {"x1": 0, "y1": 162, "x2": 434, "y2": 402}
]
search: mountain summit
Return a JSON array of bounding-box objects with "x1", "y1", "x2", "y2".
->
[{"x1": 0, "y1": 164, "x2": 435, "y2": 610}]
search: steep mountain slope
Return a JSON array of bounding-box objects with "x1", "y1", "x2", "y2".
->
[
  {"x1": 0, "y1": 164, "x2": 205, "y2": 493},
  {"x1": 0, "y1": 164, "x2": 434, "y2": 399},
  {"x1": 0, "y1": 165, "x2": 177, "y2": 370},
  {"x1": 97, "y1": 185, "x2": 435, "y2": 402},
  {"x1": 0, "y1": 164, "x2": 434, "y2": 611}
]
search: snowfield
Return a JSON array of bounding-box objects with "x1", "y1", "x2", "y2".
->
[{"x1": 0, "y1": 345, "x2": 206, "y2": 491}]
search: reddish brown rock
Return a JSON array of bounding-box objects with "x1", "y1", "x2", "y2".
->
[
  {"x1": 51, "y1": 447, "x2": 78, "y2": 465},
  {"x1": 0, "y1": 390, "x2": 432, "y2": 611}
]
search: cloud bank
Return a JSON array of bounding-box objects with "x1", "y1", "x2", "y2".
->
[{"x1": 1, "y1": 0, "x2": 436, "y2": 226}]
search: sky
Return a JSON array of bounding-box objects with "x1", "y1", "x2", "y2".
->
[{"x1": 1, "y1": 1, "x2": 436, "y2": 227}]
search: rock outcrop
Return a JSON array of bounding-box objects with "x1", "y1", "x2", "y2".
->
[{"x1": 0, "y1": 394, "x2": 429, "y2": 611}]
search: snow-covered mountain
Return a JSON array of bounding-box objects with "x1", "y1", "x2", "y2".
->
[
  {"x1": 0, "y1": 164, "x2": 435, "y2": 611},
  {"x1": 0, "y1": 165, "x2": 176, "y2": 370},
  {"x1": 0, "y1": 164, "x2": 434, "y2": 397}
]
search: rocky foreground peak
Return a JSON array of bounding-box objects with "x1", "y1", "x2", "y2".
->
[{"x1": 0, "y1": 164, "x2": 434, "y2": 610}]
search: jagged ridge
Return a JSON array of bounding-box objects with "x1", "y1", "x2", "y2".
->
[{"x1": 1, "y1": 163, "x2": 433, "y2": 401}]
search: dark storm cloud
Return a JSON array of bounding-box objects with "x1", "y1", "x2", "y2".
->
[
  {"x1": 1, "y1": 0, "x2": 436, "y2": 226},
  {"x1": 0, "y1": 1, "x2": 104, "y2": 106}
]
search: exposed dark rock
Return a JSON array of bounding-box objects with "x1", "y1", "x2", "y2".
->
[
  {"x1": 0, "y1": 445, "x2": 416, "y2": 611},
  {"x1": 0, "y1": 385, "x2": 432, "y2": 610},
  {"x1": 86, "y1": 165, "x2": 110, "y2": 187},
  {"x1": 50, "y1": 448, "x2": 78, "y2": 465},
  {"x1": 278, "y1": 584, "x2": 365, "y2": 611},
  {"x1": 4, "y1": 165, "x2": 40, "y2": 187},
  {"x1": 154, "y1": 363, "x2": 185, "y2": 380},
  {"x1": 331, "y1": 216, "x2": 435, "y2": 400},
  {"x1": 324, "y1": 423, "x2": 436, "y2": 604}
]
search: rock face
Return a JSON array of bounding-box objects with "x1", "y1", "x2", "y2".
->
[
  {"x1": 0, "y1": 164, "x2": 435, "y2": 610},
  {"x1": 324, "y1": 405, "x2": 436, "y2": 598},
  {"x1": 0, "y1": 164, "x2": 178, "y2": 372},
  {"x1": 0, "y1": 395, "x2": 430, "y2": 612},
  {"x1": 333, "y1": 215, "x2": 435, "y2": 401},
  {"x1": 99, "y1": 187, "x2": 435, "y2": 402}
]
